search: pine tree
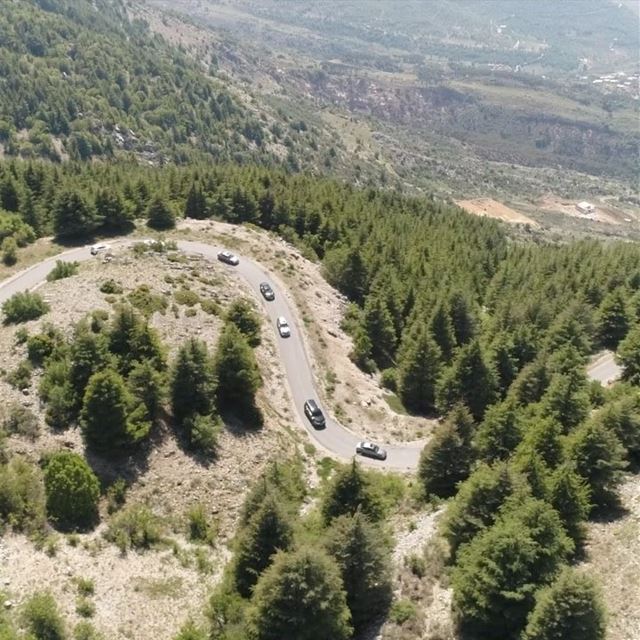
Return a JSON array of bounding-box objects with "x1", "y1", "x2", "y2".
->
[
  {"x1": 523, "y1": 568, "x2": 606, "y2": 640},
  {"x1": 488, "y1": 334, "x2": 517, "y2": 397},
  {"x1": 323, "y1": 246, "x2": 368, "y2": 305},
  {"x1": 225, "y1": 299, "x2": 261, "y2": 347},
  {"x1": 517, "y1": 416, "x2": 564, "y2": 469},
  {"x1": 509, "y1": 357, "x2": 549, "y2": 406},
  {"x1": 349, "y1": 324, "x2": 375, "y2": 373},
  {"x1": 321, "y1": 460, "x2": 382, "y2": 524},
  {"x1": 52, "y1": 189, "x2": 98, "y2": 239},
  {"x1": 184, "y1": 183, "x2": 208, "y2": 219},
  {"x1": 540, "y1": 373, "x2": 591, "y2": 433},
  {"x1": 109, "y1": 306, "x2": 166, "y2": 374},
  {"x1": 448, "y1": 291, "x2": 476, "y2": 346},
  {"x1": 248, "y1": 548, "x2": 352, "y2": 640},
  {"x1": 234, "y1": 495, "x2": 293, "y2": 597},
  {"x1": 43, "y1": 451, "x2": 100, "y2": 531},
  {"x1": 549, "y1": 465, "x2": 590, "y2": 548},
  {"x1": 214, "y1": 323, "x2": 262, "y2": 420},
  {"x1": 442, "y1": 461, "x2": 525, "y2": 559},
  {"x1": 596, "y1": 287, "x2": 629, "y2": 349},
  {"x1": 325, "y1": 511, "x2": 392, "y2": 632},
  {"x1": 474, "y1": 399, "x2": 522, "y2": 463},
  {"x1": 95, "y1": 188, "x2": 132, "y2": 232},
  {"x1": 437, "y1": 340, "x2": 497, "y2": 421},
  {"x1": 361, "y1": 294, "x2": 397, "y2": 369},
  {"x1": 127, "y1": 359, "x2": 166, "y2": 422},
  {"x1": 396, "y1": 326, "x2": 441, "y2": 414},
  {"x1": 170, "y1": 338, "x2": 217, "y2": 428},
  {"x1": 567, "y1": 420, "x2": 626, "y2": 511},
  {"x1": 617, "y1": 323, "x2": 640, "y2": 386},
  {"x1": 428, "y1": 301, "x2": 456, "y2": 361},
  {"x1": 69, "y1": 327, "x2": 114, "y2": 403},
  {"x1": 595, "y1": 392, "x2": 640, "y2": 460},
  {"x1": 146, "y1": 195, "x2": 176, "y2": 230},
  {"x1": 452, "y1": 498, "x2": 573, "y2": 639},
  {"x1": 81, "y1": 369, "x2": 137, "y2": 451},
  {"x1": 512, "y1": 451, "x2": 551, "y2": 501},
  {"x1": 419, "y1": 404, "x2": 474, "y2": 498}
]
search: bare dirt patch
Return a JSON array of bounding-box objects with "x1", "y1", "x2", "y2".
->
[
  {"x1": 0, "y1": 531, "x2": 220, "y2": 640},
  {"x1": 584, "y1": 475, "x2": 640, "y2": 640},
  {"x1": 456, "y1": 198, "x2": 538, "y2": 226}
]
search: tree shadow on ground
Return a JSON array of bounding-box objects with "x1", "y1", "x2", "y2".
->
[{"x1": 82, "y1": 416, "x2": 166, "y2": 490}]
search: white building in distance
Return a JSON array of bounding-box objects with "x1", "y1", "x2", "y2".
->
[{"x1": 576, "y1": 201, "x2": 596, "y2": 215}]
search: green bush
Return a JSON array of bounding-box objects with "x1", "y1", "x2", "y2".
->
[
  {"x1": 248, "y1": 548, "x2": 352, "y2": 640},
  {"x1": 14, "y1": 327, "x2": 29, "y2": 344},
  {"x1": 27, "y1": 328, "x2": 63, "y2": 365},
  {"x1": 6, "y1": 360, "x2": 32, "y2": 389},
  {"x1": 388, "y1": 599, "x2": 417, "y2": 625},
  {"x1": 173, "y1": 621, "x2": 208, "y2": 640},
  {"x1": 99, "y1": 279, "x2": 123, "y2": 295},
  {"x1": 21, "y1": 591, "x2": 66, "y2": 640},
  {"x1": 200, "y1": 299, "x2": 220, "y2": 316},
  {"x1": 186, "y1": 413, "x2": 220, "y2": 454},
  {"x1": 187, "y1": 504, "x2": 216, "y2": 545},
  {"x1": 75, "y1": 578, "x2": 95, "y2": 597},
  {"x1": 73, "y1": 622, "x2": 103, "y2": 640},
  {"x1": 2, "y1": 291, "x2": 50, "y2": 324},
  {"x1": 174, "y1": 288, "x2": 200, "y2": 307},
  {"x1": 225, "y1": 299, "x2": 261, "y2": 347},
  {"x1": 106, "y1": 478, "x2": 127, "y2": 514},
  {"x1": 523, "y1": 568, "x2": 606, "y2": 640},
  {"x1": 2, "y1": 404, "x2": 39, "y2": 439},
  {"x1": 75, "y1": 598, "x2": 95, "y2": 619},
  {"x1": 2, "y1": 236, "x2": 18, "y2": 266},
  {"x1": 44, "y1": 452, "x2": 100, "y2": 531},
  {"x1": 105, "y1": 504, "x2": 163, "y2": 552},
  {"x1": 0, "y1": 457, "x2": 46, "y2": 533},
  {"x1": 380, "y1": 368, "x2": 397, "y2": 392},
  {"x1": 127, "y1": 285, "x2": 167, "y2": 317},
  {"x1": 47, "y1": 261, "x2": 79, "y2": 282}
]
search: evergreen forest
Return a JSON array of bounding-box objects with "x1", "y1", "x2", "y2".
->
[{"x1": 0, "y1": 1, "x2": 638, "y2": 639}]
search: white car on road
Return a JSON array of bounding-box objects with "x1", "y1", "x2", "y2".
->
[
  {"x1": 276, "y1": 316, "x2": 291, "y2": 338},
  {"x1": 90, "y1": 243, "x2": 111, "y2": 256}
]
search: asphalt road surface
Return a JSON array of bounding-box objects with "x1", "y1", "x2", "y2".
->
[
  {"x1": 0, "y1": 239, "x2": 618, "y2": 472},
  {"x1": 587, "y1": 350, "x2": 622, "y2": 386}
]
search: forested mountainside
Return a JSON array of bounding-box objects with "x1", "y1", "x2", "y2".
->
[
  {"x1": 0, "y1": 0, "x2": 287, "y2": 165},
  {"x1": 0, "y1": 158, "x2": 639, "y2": 640},
  {"x1": 148, "y1": 0, "x2": 640, "y2": 207},
  {"x1": 0, "y1": 1, "x2": 639, "y2": 639},
  {"x1": 0, "y1": 158, "x2": 638, "y2": 415}
]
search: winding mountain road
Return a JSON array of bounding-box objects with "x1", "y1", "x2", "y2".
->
[{"x1": 0, "y1": 238, "x2": 617, "y2": 472}]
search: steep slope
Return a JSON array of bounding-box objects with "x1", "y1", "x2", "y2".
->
[{"x1": 0, "y1": 0, "x2": 274, "y2": 164}]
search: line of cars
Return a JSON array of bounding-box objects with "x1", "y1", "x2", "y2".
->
[{"x1": 220, "y1": 248, "x2": 387, "y2": 462}]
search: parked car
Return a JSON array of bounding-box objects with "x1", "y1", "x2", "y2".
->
[
  {"x1": 90, "y1": 243, "x2": 111, "y2": 256},
  {"x1": 217, "y1": 250, "x2": 239, "y2": 266},
  {"x1": 276, "y1": 316, "x2": 291, "y2": 338},
  {"x1": 260, "y1": 282, "x2": 275, "y2": 301},
  {"x1": 304, "y1": 399, "x2": 326, "y2": 429},
  {"x1": 356, "y1": 441, "x2": 387, "y2": 461}
]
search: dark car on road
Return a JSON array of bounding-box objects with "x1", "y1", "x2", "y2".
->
[
  {"x1": 304, "y1": 399, "x2": 326, "y2": 429},
  {"x1": 217, "y1": 250, "x2": 239, "y2": 266},
  {"x1": 260, "y1": 282, "x2": 275, "y2": 301},
  {"x1": 356, "y1": 441, "x2": 387, "y2": 461}
]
